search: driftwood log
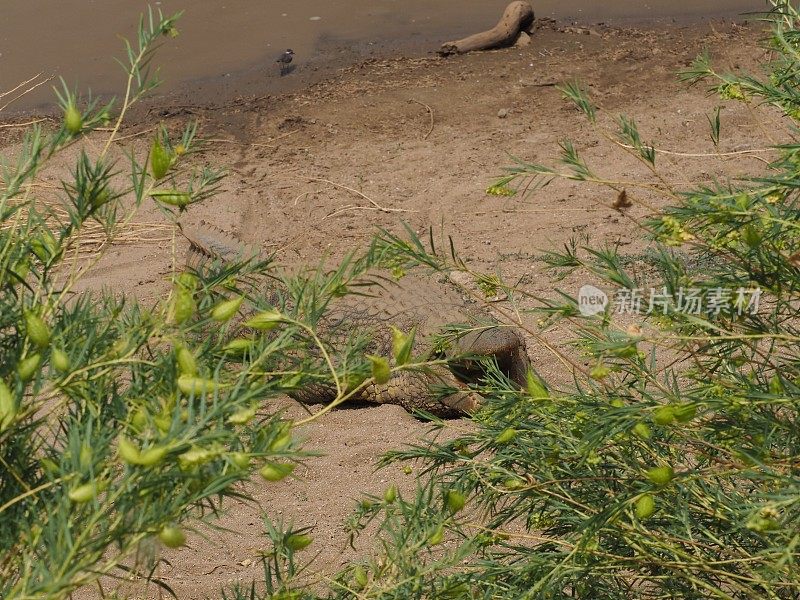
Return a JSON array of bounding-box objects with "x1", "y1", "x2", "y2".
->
[{"x1": 440, "y1": 1, "x2": 535, "y2": 56}]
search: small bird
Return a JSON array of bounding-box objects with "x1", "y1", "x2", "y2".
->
[{"x1": 276, "y1": 49, "x2": 294, "y2": 76}]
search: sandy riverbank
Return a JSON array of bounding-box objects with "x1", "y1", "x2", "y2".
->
[{"x1": 1, "y1": 17, "x2": 782, "y2": 598}]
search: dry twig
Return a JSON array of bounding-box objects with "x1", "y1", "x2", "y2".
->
[
  {"x1": 408, "y1": 99, "x2": 435, "y2": 139},
  {"x1": 0, "y1": 118, "x2": 52, "y2": 129},
  {"x1": 0, "y1": 73, "x2": 54, "y2": 112},
  {"x1": 307, "y1": 177, "x2": 415, "y2": 214}
]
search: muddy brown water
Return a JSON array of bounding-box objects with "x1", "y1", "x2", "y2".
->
[{"x1": 1, "y1": 0, "x2": 766, "y2": 113}]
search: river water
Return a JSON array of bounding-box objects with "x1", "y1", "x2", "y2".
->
[{"x1": 1, "y1": 0, "x2": 766, "y2": 112}]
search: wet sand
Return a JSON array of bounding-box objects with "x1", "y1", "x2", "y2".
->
[{"x1": 2, "y1": 0, "x2": 765, "y2": 113}]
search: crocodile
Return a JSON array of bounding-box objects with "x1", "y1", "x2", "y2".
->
[{"x1": 178, "y1": 220, "x2": 530, "y2": 415}]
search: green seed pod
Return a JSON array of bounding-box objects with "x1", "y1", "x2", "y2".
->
[
  {"x1": 130, "y1": 407, "x2": 148, "y2": 432},
  {"x1": 495, "y1": 427, "x2": 517, "y2": 444},
  {"x1": 138, "y1": 446, "x2": 168, "y2": 466},
  {"x1": 177, "y1": 374, "x2": 223, "y2": 396},
  {"x1": 504, "y1": 478, "x2": 526, "y2": 490},
  {"x1": 270, "y1": 428, "x2": 293, "y2": 452},
  {"x1": 769, "y1": 374, "x2": 784, "y2": 395},
  {"x1": 64, "y1": 104, "x2": 83, "y2": 134},
  {"x1": 367, "y1": 355, "x2": 391, "y2": 385},
  {"x1": 734, "y1": 192, "x2": 750, "y2": 210},
  {"x1": 526, "y1": 370, "x2": 549, "y2": 400},
  {"x1": 227, "y1": 405, "x2": 257, "y2": 425},
  {"x1": 151, "y1": 189, "x2": 193, "y2": 208},
  {"x1": 446, "y1": 489, "x2": 466, "y2": 513},
  {"x1": 117, "y1": 436, "x2": 168, "y2": 467},
  {"x1": 231, "y1": 452, "x2": 251, "y2": 469},
  {"x1": 286, "y1": 533, "x2": 313, "y2": 551},
  {"x1": 175, "y1": 345, "x2": 197, "y2": 376},
  {"x1": 222, "y1": 338, "x2": 254, "y2": 356},
  {"x1": 746, "y1": 513, "x2": 780, "y2": 533},
  {"x1": 259, "y1": 462, "x2": 295, "y2": 482},
  {"x1": 211, "y1": 296, "x2": 244, "y2": 322},
  {"x1": 9, "y1": 256, "x2": 30, "y2": 284},
  {"x1": 154, "y1": 413, "x2": 172, "y2": 434},
  {"x1": 158, "y1": 525, "x2": 186, "y2": 548},
  {"x1": 91, "y1": 188, "x2": 111, "y2": 209},
  {"x1": 68, "y1": 481, "x2": 97, "y2": 503},
  {"x1": 42, "y1": 228, "x2": 58, "y2": 254},
  {"x1": 383, "y1": 484, "x2": 397, "y2": 504},
  {"x1": 674, "y1": 403, "x2": 697, "y2": 423},
  {"x1": 109, "y1": 337, "x2": 130, "y2": 359},
  {"x1": 632, "y1": 422, "x2": 652, "y2": 440},
  {"x1": 244, "y1": 309, "x2": 283, "y2": 331},
  {"x1": 40, "y1": 457, "x2": 59, "y2": 476},
  {"x1": 24, "y1": 310, "x2": 51, "y2": 349},
  {"x1": 176, "y1": 272, "x2": 198, "y2": 291},
  {"x1": 646, "y1": 465, "x2": 674, "y2": 487},
  {"x1": 0, "y1": 380, "x2": 17, "y2": 432},
  {"x1": 589, "y1": 364, "x2": 610, "y2": 380},
  {"x1": 117, "y1": 436, "x2": 142, "y2": 464},
  {"x1": 17, "y1": 354, "x2": 42, "y2": 382},
  {"x1": 635, "y1": 494, "x2": 656, "y2": 520},
  {"x1": 609, "y1": 398, "x2": 626, "y2": 408},
  {"x1": 742, "y1": 225, "x2": 761, "y2": 249},
  {"x1": 30, "y1": 236, "x2": 51, "y2": 263},
  {"x1": 653, "y1": 405, "x2": 676, "y2": 426},
  {"x1": 440, "y1": 583, "x2": 471, "y2": 599},
  {"x1": 51, "y1": 348, "x2": 71, "y2": 373},
  {"x1": 390, "y1": 326, "x2": 414, "y2": 366},
  {"x1": 150, "y1": 137, "x2": 172, "y2": 180},
  {"x1": 179, "y1": 446, "x2": 218, "y2": 467},
  {"x1": 171, "y1": 287, "x2": 196, "y2": 325},
  {"x1": 427, "y1": 523, "x2": 445, "y2": 546},
  {"x1": 79, "y1": 443, "x2": 92, "y2": 470},
  {"x1": 353, "y1": 565, "x2": 368, "y2": 588},
  {"x1": 611, "y1": 343, "x2": 638, "y2": 358}
]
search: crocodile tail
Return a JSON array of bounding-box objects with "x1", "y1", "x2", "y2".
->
[{"x1": 177, "y1": 220, "x2": 262, "y2": 267}]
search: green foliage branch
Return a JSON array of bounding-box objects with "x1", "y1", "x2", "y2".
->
[
  {"x1": 226, "y1": 3, "x2": 800, "y2": 598},
  {"x1": 0, "y1": 9, "x2": 429, "y2": 599}
]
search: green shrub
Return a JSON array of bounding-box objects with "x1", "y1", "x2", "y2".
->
[
  {"x1": 8, "y1": 3, "x2": 800, "y2": 599},
  {"x1": 0, "y1": 10, "x2": 399, "y2": 599},
  {"x1": 228, "y1": 2, "x2": 800, "y2": 598}
]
